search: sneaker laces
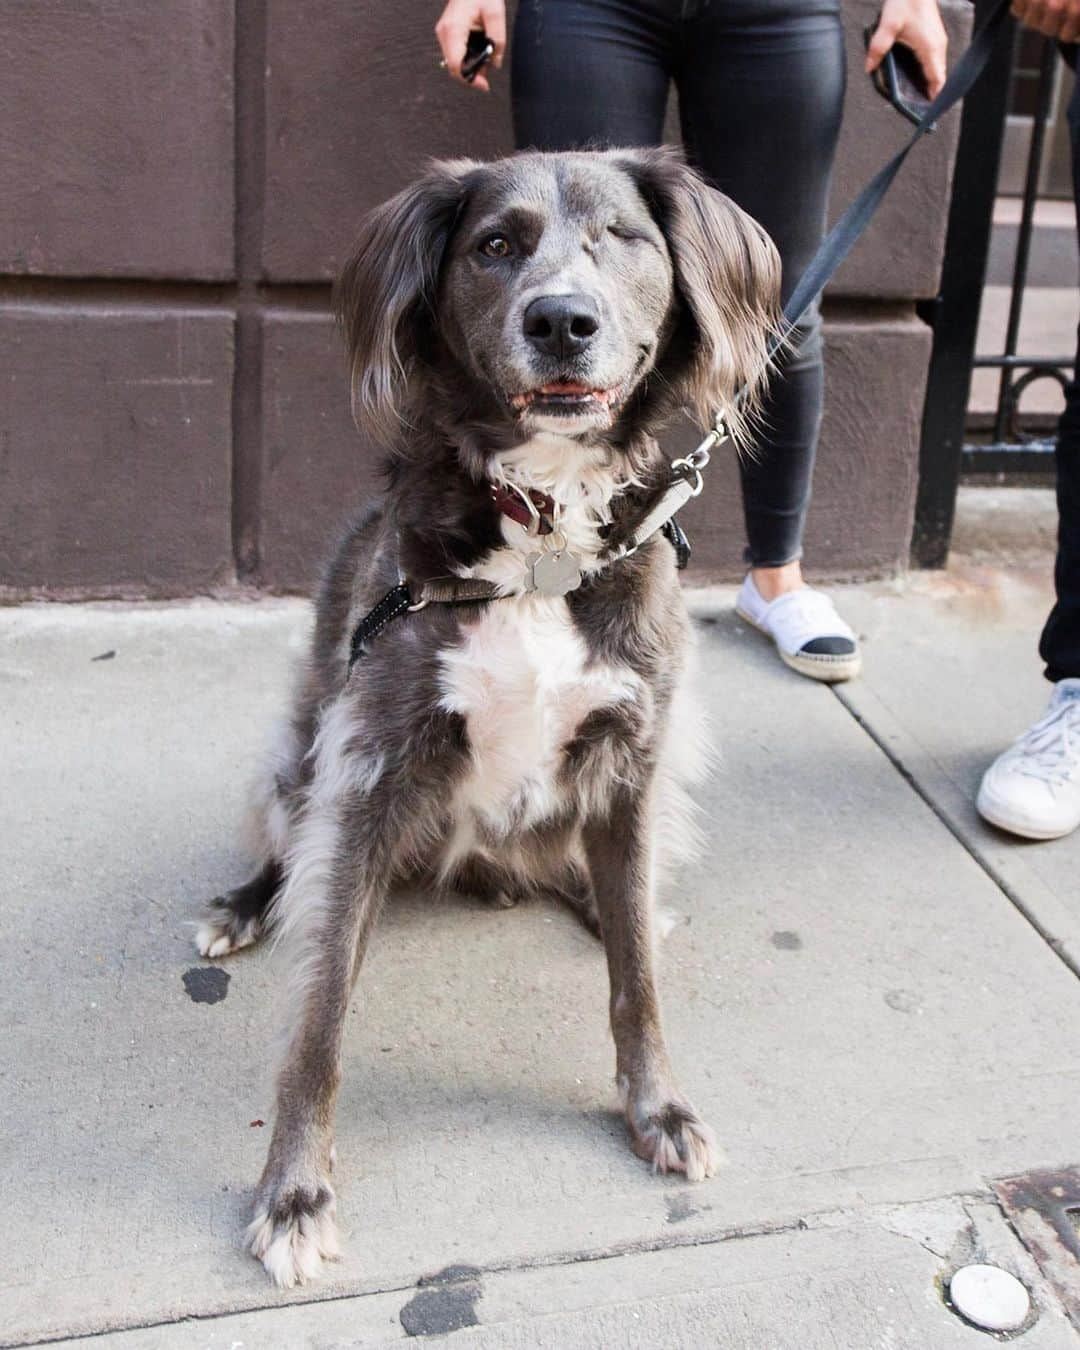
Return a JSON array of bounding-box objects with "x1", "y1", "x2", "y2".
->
[{"x1": 1012, "y1": 694, "x2": 1080, "y2": 785}]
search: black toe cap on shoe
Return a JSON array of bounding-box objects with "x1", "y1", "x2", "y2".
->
[{"x1": 799, "y1": 636, "x2": 856, "y2": 657}]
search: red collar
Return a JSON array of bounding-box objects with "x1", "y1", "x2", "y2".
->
[{"x1": 490, "y1": 481, "x2": 557, "y2": 536}]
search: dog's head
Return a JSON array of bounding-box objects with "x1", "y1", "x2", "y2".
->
[{"x1": 337, "y1": 148, "x2": 781, "y2": 452}]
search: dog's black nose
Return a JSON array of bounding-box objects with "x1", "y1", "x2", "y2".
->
[{"x1": 523, "y1": 294, "x2": 600, "y2": 359}]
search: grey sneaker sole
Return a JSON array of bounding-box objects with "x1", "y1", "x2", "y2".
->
[{"x1": 735, "y1": 607, "x2": 862, "y2": 684}]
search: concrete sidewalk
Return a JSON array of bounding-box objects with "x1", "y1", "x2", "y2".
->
[{"x1": 3, "y1": 505, "x2": 1080, "y2": 1347}]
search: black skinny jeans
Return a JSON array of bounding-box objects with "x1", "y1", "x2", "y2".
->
[
  {"x1": 1040, "y1": 62, "x2": 1080, "y2": 681},
  {"x1": 511, "y1": 0, "x2": 845, "y2": 567}
]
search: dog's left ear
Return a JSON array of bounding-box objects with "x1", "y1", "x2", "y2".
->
[
  {"x1": 335, "y1": 159, "x2": 479, "y2": 445},
  {"x1": 614, "y1": 146, "x2": 783, "y2": 445}
]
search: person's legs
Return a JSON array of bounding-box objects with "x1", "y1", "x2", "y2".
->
[
  {"x1": 512, "y1": 0, "x2": 675, "y2": 150},
  {"x1": 1039, "y1": 72, "x2": 1080, "y2": 683},
  {"x1": 976, "y1": 60, "x2": 1080, "y2": 840},
  {"x1": 1040, "y1": 339, "x2": 1080, "y2": 678},
  {"x1": 675, "y1": 0, "x2": 844, "y2": 587}
]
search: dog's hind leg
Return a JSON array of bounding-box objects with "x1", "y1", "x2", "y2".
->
[
  {"x1": 196, "y1": 860, "x2": 282, "y2": 959},
  {"x1": 197, "y1": 715, "x2": 304, "y2": 958},
  {"x1": 583, "y1": 783, "x2": 720, "y2": 1182},
  {"x1": 446, "y1": 854, "x2": 520, "y2": 910}
]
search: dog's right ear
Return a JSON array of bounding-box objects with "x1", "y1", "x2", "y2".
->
[{"x1": 335, "y1": 159, "x2": 478, "y2": 444}]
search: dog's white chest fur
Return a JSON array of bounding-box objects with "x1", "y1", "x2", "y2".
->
[
  {"x1": 435, "y1": 431, "x2": 643, "y2": 865},
  {"x1": 436, "y1": 594, "x2": 639, "y2": 862}
]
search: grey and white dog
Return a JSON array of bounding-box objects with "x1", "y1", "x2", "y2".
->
[{"x1": 196, "y1": 146, "x2": 781, "y2": 1287}]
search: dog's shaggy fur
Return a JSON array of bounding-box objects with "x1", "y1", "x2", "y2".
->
[{"x1": 197, "y1": 147, "x2": 781, "y2": 1287}]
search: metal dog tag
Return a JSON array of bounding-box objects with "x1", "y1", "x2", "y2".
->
[{"x1": 525, "y1": 548, "x2": 582, "y2": 596}]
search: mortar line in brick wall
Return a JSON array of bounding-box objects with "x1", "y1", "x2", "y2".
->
[
  {"x1": 231, "y1": 306, "x2": 262, "y2": 579},
  {"x1": 234, "y1": 0, "x2": 266, "y2": 285},
  {"x1": 231, "y1": 0, "x2": 271, "y2": 582},
  {"x1": 0, "y1": 277, "x2": 333, "y2": 307},
  {"x1": 0, "y1": 283, "x2": 917, "y2": 324}
]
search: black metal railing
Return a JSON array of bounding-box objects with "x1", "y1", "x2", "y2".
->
[
  {"x1": 913, "y1": 11, "x2": 1074, "y2": 565},
  {"x1": 969, "y1": 35, "x2": 1073, "y2": 471}
]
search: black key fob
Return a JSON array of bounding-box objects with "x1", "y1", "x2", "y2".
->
[
  {"x1": 864, "y1": 19, "x2": 936, "y2": 129},
  {"x1": 462, "y1": 29, "x2": 495, "y2": 83}
]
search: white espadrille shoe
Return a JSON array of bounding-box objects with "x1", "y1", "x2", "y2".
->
[
  {"x1": 735, "y1": 574, "x2": 861, "y2": 683},
  {"x1": 976, "y1": 679, "x2": 1080, "y2": 840}
]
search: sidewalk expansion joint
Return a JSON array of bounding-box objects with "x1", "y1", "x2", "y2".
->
[
  {"x1": 830, "y1": 685, "x2": 1080, "y2": 984},
  {"x1": 4, "y1": 1188, "x2": 996, "y2": 1348}
]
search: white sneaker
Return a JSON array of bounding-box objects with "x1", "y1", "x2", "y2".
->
[
  {"x1": 735, "y1": 574, "x2": 861, "y2": 683},
  {"x1": 977, "y1": 679, "x2": 1080, "y2": 840}
]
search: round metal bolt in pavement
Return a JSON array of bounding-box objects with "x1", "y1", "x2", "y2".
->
[{"x1": 948, "y1": 1264, "x2": 1031, "y2": 1333}]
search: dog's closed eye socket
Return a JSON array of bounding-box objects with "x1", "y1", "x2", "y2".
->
[
  {"x1": 606, "y1": 223, "x2": 649, "y2": 243},
  {"x1": 478, "y1": 234, "x2": 513, "y2": 259}
]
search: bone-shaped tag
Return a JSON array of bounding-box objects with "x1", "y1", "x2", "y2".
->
[{"x1": 525, "y1": 549, "x2": 582, "y2": 596}]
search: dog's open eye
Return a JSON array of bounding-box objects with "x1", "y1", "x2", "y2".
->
[{"x1": 479, "y1": 235, "x2": 513, "y2": 259}]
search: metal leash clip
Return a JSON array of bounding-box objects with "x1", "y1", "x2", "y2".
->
[
  {"x1": 669, "y1": 416, "x2": 728, "y2": 496},
  {"x1": 398, "y1": 568, "x2": 430, "y2": 612}
]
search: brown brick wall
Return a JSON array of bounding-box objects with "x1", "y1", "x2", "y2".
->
[{"x1": 0, "y1": 0, "x2": 970, "y2": 599}]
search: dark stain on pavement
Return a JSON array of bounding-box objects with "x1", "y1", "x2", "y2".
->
[
  {"x1": 182, "y1": 966, "x2": 230, "y2": 1004},
  {"x1": 885, "y1": 988, "x2": 921, "y2": 1013},
  {"x1": 666, "y1": 1192, "x2": 700, "y2": 1224},
  {"x1": 771, "y1": 930, "x2": 802, "y2": 950},
  {"x1": 401, "y1": 1265, "x2": 482, "y2": 1337}
]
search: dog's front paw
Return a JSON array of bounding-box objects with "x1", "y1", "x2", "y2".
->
[
  {"x1": 246, "y1": 1179, "x2": 339, "y2": 1287},
  {"x1": 621, "y1": 1081, "x2": 722, "y2": 1182}
]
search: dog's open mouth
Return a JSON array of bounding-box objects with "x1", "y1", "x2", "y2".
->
[{"x1": 510, "y1": 380, "x2": 620, "y2": 414}]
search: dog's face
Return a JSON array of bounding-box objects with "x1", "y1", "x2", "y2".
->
[
  {"x1": 438, "y1": 156, "x2": 676, "y2": 436},
  {"x1": 337, "y1": 148, "x2": 781, "y2": 451}
]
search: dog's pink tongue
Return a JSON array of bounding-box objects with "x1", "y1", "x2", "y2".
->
[{"x1": 539, "y1": 380, "x2": 592, "y2": 395}]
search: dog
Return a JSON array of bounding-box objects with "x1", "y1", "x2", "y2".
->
[{"x1": 196, "y1": 146, "x2": 781, "y2": 1288}]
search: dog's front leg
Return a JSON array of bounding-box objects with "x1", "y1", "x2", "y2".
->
[
  {"x1": 245, "y1": 845, "x2": 385, "y2": 1288},
  {"x1": 583, "y1": 783, "x2": 720, "y2": 1181}
]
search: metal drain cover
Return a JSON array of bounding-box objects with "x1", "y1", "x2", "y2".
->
[{"x1": 995, "y1": 1166, "x2": 1080, "y2": 1329}]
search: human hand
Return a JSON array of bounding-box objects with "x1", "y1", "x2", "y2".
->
[
  {"x1": 865, "y1": 0, "x2": 949, "y2": 99},
  {"x1": 1011, "y1": 0, "x2": 1080, "y2": 41},
  {"x1": 435, "y1": 0, "x2": 507, "y2": 92}
]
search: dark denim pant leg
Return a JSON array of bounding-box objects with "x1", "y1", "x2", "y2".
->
[
  {"x1": 677, "y1": 0, "x2": 844, "y2": 567},
  {"x1": 512, "y1": 0, "x2": 674, "y2": 150},
  {"x1": 1039, "y1": 67, "x2": 1080, "y2": 682}
]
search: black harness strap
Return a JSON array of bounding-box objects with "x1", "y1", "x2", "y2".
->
[
  {"x1": 662, "y1": 516, "x2": 691, "y2": 570},
  {"x1": 347, "y1": 583, "x2": 413, "y2": 669},
  {"x1": 347, "y1": 575, "x2": 503, "y2": 671}
]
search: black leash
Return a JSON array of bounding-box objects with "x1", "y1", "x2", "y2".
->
[{"x1": 348, "y1": 0, "x2": 1014, "y2": 668}]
